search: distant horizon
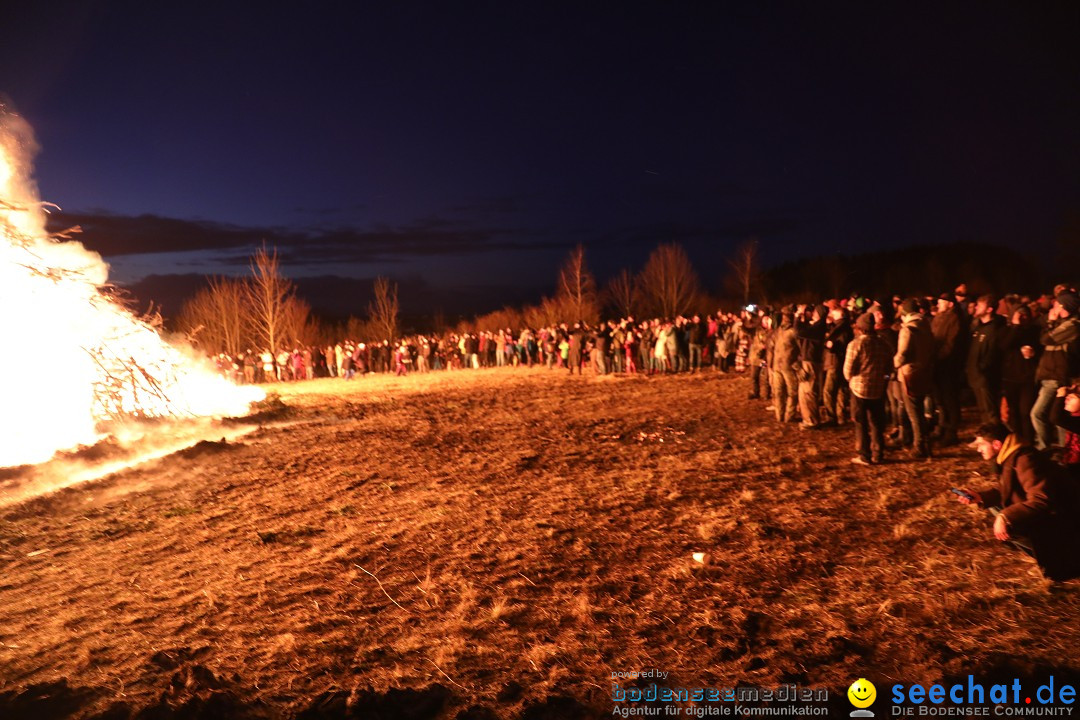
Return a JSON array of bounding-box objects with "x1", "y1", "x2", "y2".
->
[
  {"x1": 5, "y1": 3, "x2": 1074, "y2": 318},
  {"x1": 111, "y1": 238, "x2": 1056, "y2": 327}
]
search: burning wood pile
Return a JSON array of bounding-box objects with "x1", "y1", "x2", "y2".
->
[{"x1": 0, "y1": 106, "x2": 262, "y2": 468}]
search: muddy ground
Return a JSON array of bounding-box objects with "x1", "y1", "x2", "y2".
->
[{"x1": 1, "y1": 368, "x2": 1078, "y2": 719}]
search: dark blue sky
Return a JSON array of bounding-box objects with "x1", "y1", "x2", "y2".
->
[{"x1": 3, "y1": 3, "x2": 1078, "y2": 316}]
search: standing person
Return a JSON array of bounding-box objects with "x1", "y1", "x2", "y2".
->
[
  {"x1": 260, "y1": 349, "x2": 275, "y2": 383},
  {"x1": 687, "y1": 315, "x2": 704, "y2": 373},
  {"x1": 894, "y1": 298, "x2": 935, "y2": 458},
  {"x1": 417, "y1": 339, "x2": 431, "y2": 373},
  {"x1": 568, "y1": 323, "x2": 584, "y2": 375},
  {"x1": 654, "y1": 322, "x2": 671, "y2": 374},
  {"x1": 624, "y1": 326, "x2": 637, "y2": 374},
  {"x1": 1032, "y1": 291, "x2": 1080, "y2": 450},
  {"x1": 748, "y1": 317, "x2": 769, "y2": 400},
  {"x1": 966, "y1": 294, "x2": 1006, "y2": 425},
  {"x1": 666, "y1": 320, "x2": 680, "y2": 372},
  {"x1": 591, "y1": 323, "x2": 608, "y2": 375},
  {"x1": 394, "y1": 341, "x2": 409, "y2": 376},
  {"x1": 1001, "y1": 305, "x2": 1040, "y2": 446},
  {"x1": 844, "y1": 313, "x2": 892, "y2": 465},
  {"x1": 795, "y1": 305, "x2": 826, "y2": 430},
  {"x1": 242, "y1": 350, "x2": 256, "y2": 384},
  {"x1": 931, "y1": 293, "x2": 964, "y2": 446},
  {"x1": 610, "y1": 321, "x2": 625, "y2": 374},
  {"x1": 772, "y1": 310, "x2": 800, "y2": 423},
  {"x1": 822, "y1": 306, "x2": 852, "y2": 426}
]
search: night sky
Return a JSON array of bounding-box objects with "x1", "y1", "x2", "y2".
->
[{"x1": 3, "y1": 3, "x2": 1078, "y2": 317}]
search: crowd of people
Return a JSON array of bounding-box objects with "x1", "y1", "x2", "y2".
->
[
  {"x1": 211, "y1": 281, "x2": 1080, "y2": 581},
  {"x1": 213, "y1": 312, "x2": 760, "y2": 385}
]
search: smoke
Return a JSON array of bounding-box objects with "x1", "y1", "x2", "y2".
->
[{"x1": 0, "y1": 102, "x2": 109, "y2": 283}]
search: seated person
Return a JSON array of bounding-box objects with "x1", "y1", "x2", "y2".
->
[{"x1": 955, "y1": 423, "x2": 1080, "y2": 582}]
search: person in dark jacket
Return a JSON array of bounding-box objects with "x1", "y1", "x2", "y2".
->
[
  {"x1": 822, "y1": 305, "x2": 853, "y2": 426},
  {"x1": 795, "y1": 304, "x2": 827, "y2": 429},
  {"x1": 956, "y1": 423, "x2": 1080, "y2": 582},
  {"x1": 966, "y1": 295, "x2": 1006, "y2": 425},
  {"x1": 1031, "y1": 291, "x2": 1080, "y2": 449},
  {"x1": 1000, "y1": 304, "x2": 1041, "y2": 446},
  {"x1": 931, "y1": 293, "x2": 965, "y2": 446},
  {"x1": 687, "y1": 315, "x2": 705, "y2": 373},
  {"x1": 568, "y1": 323, "x2": 585, "y2": 375}
]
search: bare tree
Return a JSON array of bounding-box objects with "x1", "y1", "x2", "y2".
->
[
  {"x1": 727, "y1": 238, "x2": 759, "y2": 306},
  {"x1": 604, "y1": 268, "x2": 637, "y2": 319},
  {"x1": 556, "y1": 244, "x2": 600, "y2": 323},
  {"x1": 177, "y1": 276, "x2": 249, "y2": 355},
  {"x1": 279, "y1": 295, "x2": 314, "y2": 349},
  {"x1": 368, "y1": 276, "x2": 399, "y2": 341},
  {"x1": 523, "y1": 296, "x2": 562, "y2": 329},
  {"x1": 637, "y1": 243, "x2": 701, "y2": 318},
  {"x1": 246, "y1": 243, "x2": 297, "y2": 355}
]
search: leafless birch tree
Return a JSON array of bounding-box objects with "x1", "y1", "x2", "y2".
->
[
  {"x1": 368, "y1": 276, "x2": 399, "y2": 341},
  {"x1": 556, "y1": 244, "x2": 599, "y2": 324},
  {"x1": 246, "y1": 243, "x2": 296, "y2": 355},
  {"x1": 637, "y1": 243, "x2": 700, "y2": 318},
  {"x1": 727, "y1": 238, "x2": 759, "y2": 306}
]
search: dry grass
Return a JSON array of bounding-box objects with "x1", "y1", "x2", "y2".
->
[{"x1": 0, "y1": 366, "x2": 1078, "y2": 718}]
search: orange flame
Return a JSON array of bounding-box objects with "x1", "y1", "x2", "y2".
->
[{"x1": 0, "y1": 109, "x2": 263, "y2": 467}]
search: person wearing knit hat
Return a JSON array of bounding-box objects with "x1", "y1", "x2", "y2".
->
[
  {"x1": 844, "y1": 313, "x2": 892, "y2": 464},
  {"x1": 894, "y1": 297, "x2": 935, "y2": 459}
]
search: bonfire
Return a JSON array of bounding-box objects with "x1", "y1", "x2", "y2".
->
[{"x1": 0, "y1": 107, "x2": 262, "y2": 468}]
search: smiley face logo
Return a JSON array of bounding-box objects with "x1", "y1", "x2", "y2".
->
[{"x1": 848, "y1": 678, "x2": 876, "y2": 709}]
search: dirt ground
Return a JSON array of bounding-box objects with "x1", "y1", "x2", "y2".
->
[{"x1": 1, "y1": 367, "x2": 1078, "y2": 719}]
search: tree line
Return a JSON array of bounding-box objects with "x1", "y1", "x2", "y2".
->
[
  {"x1": 178, "y1": 244, "x2": 401, "y2": 357},
  {"x1": 176, "y1": 236, "x2": 1058, "y2": 356}
]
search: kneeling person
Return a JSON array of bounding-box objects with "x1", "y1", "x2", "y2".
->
[{"x1": 956, "y1": 423, "x2": 1080, "y2": 581}]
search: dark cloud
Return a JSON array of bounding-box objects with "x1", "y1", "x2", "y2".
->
[
  {"x1": 121, "y1": 272, "x2": 548, "y2": 322},
  {"x1": 446, "y1": 195, "x2": 531, "y2": 216},
  {"x1": 44, "y1": 211, "x2": 550, "y2": 265},
  {"x1": 46, "y1": 212, "x2": 282, "y2": 256}
]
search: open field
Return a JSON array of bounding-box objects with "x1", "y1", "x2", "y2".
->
[{"x1": 1, "y1": 368, "x2": 1078, "y2": 719}]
